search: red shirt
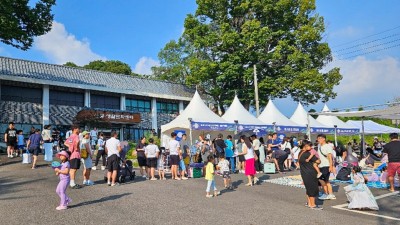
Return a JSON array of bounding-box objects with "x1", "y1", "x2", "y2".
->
[{"x1": 65, "y1": 134, "x2": 80, "y2": 159}]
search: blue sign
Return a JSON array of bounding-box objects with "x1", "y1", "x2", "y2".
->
[
  {"x1": 337, "y1": 128, "x2": 360, "y2": 135},
  {"x1": 190, "y1": 121, "x2": 236, "y2": 131},
  {"x1": 276, "y1": 126, "x2": 307, "y2": 133},
  {"x1": 174, "y1": 130, "x2": 186, "y2": 141}
]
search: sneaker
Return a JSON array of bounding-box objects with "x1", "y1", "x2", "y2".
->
[
  {"x1": 150, "y1": 178, "x2": 157, "y2": 181},
  {"x1": 66, "y1": 198, "x2": 72, "y2": 205},
  {"x1": 86, "y1": 180, "x2": 94, "y2": 186},
  {"x1": 181, "y1": 177, "x2": 188, "y2": 180},
  {"x1": 70, "y1": 184, "x2": 82, "y2": 189},
  {"x1": 206, "y1": 194, "x2": 213, "y2": 198},
  {"x1": 310, "y1": 206, "x2": 323, "y2": 210},
  {"x1": 317, "y1": 172, "x2": 322, "y2": 178},
  {"x1": 101, "y1": 166, "x2": 106, "y2": 171},
  {"x1": 142, "y1": 175, "x2": 147, "y2": 178},
  {"x1": 318, "y1": 194, "x2": 329, "y2": 200},
  {"x1": 56, "y1": 205, "x2": 67, "y2": 210},
  {"x1": 92, "y1": 166, "x2": 97, "y2": 170},
  {"x1": 327, "y1": 194, "x2": 336, "y2": 200},
  {"x1": 162, "y1": 178, "x2": 167, "y2": 180},
  {"x1": 214, "y1": 191, "x2": 221, "y2": 197},
  {"x1": 111, "y1": 183, "x2": 120, "y2": 187},
  {"x1": 107, "y1": 183, "x2": 111, "y2": 186},
  {"x1": 175, "y1": 177, "x2": 181, "y2": 181},
  {"x1": 82, "y1": 180, "x2": 88, "y2": 185}
]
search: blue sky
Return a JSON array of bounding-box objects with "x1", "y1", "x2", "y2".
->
[{"x1": 1, "y1": 0, "x2": 400, "y2": 116}]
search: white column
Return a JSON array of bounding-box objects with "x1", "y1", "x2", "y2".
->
[
  {"x1": 179, "y1": 101, "x2": 184, "y2": 114},
  {"x1": 151, "y1": 98, "x2": 157, "y2": 130},
  {"x1": 42, "y1": 85, "x2": 50, "y2": 127},
  {"x1": 84, "y1": 90, "x2": 90, "y2": 107},
  {"x1": 120, "y1": 94, "x2": 126, "y2": 110}
]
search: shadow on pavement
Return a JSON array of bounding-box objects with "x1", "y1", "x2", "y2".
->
[
  {"x1": 69, "y1": 193, "x2": 132, "y2": 208},
  {"x1": 0, "y1": 176, "x2": 47, "y2": 196}
]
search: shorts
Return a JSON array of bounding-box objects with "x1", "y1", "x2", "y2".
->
[
  {"x1": 17, "y1": 145, "x2": 25, "y2": 150},
  {"x1": 29, "y1": 146, "x2": 41, "y2": 156},
  {"x1": 6, "y1": 140, "x2": 16, "y2": 147},
  {"x1": 179, "y1": 160, "x2": 186, "y2": 171},
  {"x1": 293, "y1": 159, "x2": 298, "y2": 163},
  {"x1": 147, "y1": 157, "x2": 157, "y2": 168},
  {"x1": 107, "y1": 154, "x2": 120, "y2": 172},
  {"x1": 81, "y1": 157, "x2": 93, "y2": 169},
  {"x1": 70, "y1": 158, "x2": 81, "y2": 170},
  {"x1": 222, "y1": 171, "x2": 231, "y2": 179},
  {"x1": 170, "y1": 155, "x2": 179, "y2": 165},
  {"x1": 157, "y1": 158, "x2": 164, "y2": 170},
  {"x1": 138, "y1": 156, "x2": 147, "y2": 167},
  {"x1": 239, "y1": 155, "x2": 245, "y2": 162},
  {"x1": 387, "y1": 162, "x2": 400, "y2": 177},
  {"x1": 318, "y1": 167, "x2": 330, "y2": 182}
]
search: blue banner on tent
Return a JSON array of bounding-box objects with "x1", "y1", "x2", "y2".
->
[
  {"x1": 310, "y1": 127, "x2": 335, "y2": 134},
  {"x1": 237, "y1": 124, "x2": 273, "y2": 136},
  {"x1": 275, "y1": 126, "x2": 307, "y2": 133},
  {"x1": 190, "y1": 121, "x2": 236, "y2": 131},
  {"x1": 337, "y1": 128, "x2": 360, "y2": 135}
]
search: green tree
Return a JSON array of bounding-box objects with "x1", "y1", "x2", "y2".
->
[
  {"x1": 0, "y1": 0, "x2": 56, "y2": 50},
  {"x1": 63, "y1": 62, "x2": 79, "y2": 67},
  {"x1": 153, "y1": 0, "x2": 342, "y2": 113},
  {"x1": 83, "y1": 60, "x2": 134, "y2": 75}
]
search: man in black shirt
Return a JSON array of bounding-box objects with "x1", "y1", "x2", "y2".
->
[
  {"x1": 214, "y1": 133, "x2": 226, "y2": 160},
  {"x1": 383, "y1": 133, "x2": 400, "y2": 192},
  {"x1": 4, "y1": 122, "x2": 17, "y2": 158}
]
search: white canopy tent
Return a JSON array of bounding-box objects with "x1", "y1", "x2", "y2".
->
[
  {"x1": 290, "y1": 103, "x2": 332, "y2": 134},
  {"x1": 258, "y1": 100, "x2": 306, "y2": 133},
  {"x1": 315, "y1": 104, "x2": 400, "y2": 120},
  {"x1": 222, "y1": 95, "x2": 266, "y2": 125},
  {"x1": 346, "y1": 120, "x2": 400, "y2": 134},
  {"x1": 161, "y1": 91, "x2": 233, "y2": 145},
  {"x1": 317, "y1": 104, "x2": 359, "y2": 134}
]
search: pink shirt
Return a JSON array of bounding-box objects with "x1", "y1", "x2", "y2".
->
[
  {"x1": 310, "y1": 149, "x2": 319, "y2": 159},
  {"x1": 65, "y1": 134, "x2": 80, "y2": 159}
]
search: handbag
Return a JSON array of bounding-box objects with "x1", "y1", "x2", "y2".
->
[
  {"x1": 80, "y1": 148, "x2": 88, "y2": 159},
  {"x1": 22, "y1": 150, "x2": 32, "y2": 164},
  {"x1": 284, "y1": 143, "x2": 291, "y2": 155}
]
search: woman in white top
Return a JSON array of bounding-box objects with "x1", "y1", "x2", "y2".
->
[
  {"x1": 281, "y1": 137, "x2": 292, "y2": 171},
  {"x1": 238, "y1": 135, "x2": 258, "y2": 186}
]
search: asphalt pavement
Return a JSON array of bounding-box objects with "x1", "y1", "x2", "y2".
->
[{"x1": 0, "y1": 155, "x2": 399, "y2": 225}]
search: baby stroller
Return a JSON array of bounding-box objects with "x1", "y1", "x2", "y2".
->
[{"x1": 103, "y1": 142, "x2": 135, "y2": 183}]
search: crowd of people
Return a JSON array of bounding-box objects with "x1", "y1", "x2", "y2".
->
[{"x1": 3, "y1": 121, "x2": 399, "y2": 211}]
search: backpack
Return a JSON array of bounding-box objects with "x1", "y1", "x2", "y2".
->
[
  {"x1": 336, "y1": 167, "x2": 352, "y2": 181},
  {"x1": 216, "y1": 144, "x2": 224, "y2": 153}
]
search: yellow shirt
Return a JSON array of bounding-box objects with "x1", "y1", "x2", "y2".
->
[{"x1": 205, "y1": 162, "x2": 214, "y2": 181}]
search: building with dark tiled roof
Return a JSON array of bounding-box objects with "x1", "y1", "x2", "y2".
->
[{"x1": 0, "y1": 57, "x2": 194, "y2": 142}]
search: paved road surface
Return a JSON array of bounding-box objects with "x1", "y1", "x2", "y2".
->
[{"x1": 0, "y1": 155, "x2": 399, "y2": 225}]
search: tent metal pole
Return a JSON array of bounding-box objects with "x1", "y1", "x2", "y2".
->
[
  {"x1": 334, "y1": 125, "x2": 338, "y2": 147},
  {"x1": 188, "y1": 118, "x2": 193, "y2": 146},
  {"x1": 361, "y1": 117, "x2": 365, "y2": 157}
]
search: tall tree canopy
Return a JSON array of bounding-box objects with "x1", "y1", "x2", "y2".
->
[
  {"x1": 0, "y1": 0, "x2": 56, "y2": 50},
  {"x1": 152, "y1": 0, "x2": 342, "y2": 113},
  {"x1": 64, "y1": 60, "x2": 139, "y2": 76}
]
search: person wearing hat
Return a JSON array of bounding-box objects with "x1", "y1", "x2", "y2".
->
[
  {"x1": 54, "y1": 151, "x2": 72, "y2": 210},
  {"x1": 80, "y1": 131, "x2": 94, "y2": 186},
  {"x1": 64, "y1": 125, "x2": 81, "y2": 189}
]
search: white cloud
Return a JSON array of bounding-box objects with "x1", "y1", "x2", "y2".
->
[
  {"x1": 34, "y1": 21, "x2": 106, "y2": 66},
  {"x1": 133, "y1": 57, "x2": 160, "y2": 75}
]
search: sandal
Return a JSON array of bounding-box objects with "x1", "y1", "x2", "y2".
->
[
  {"x1": 214, "y1": 191, "x2": 220, "y2": 197},
  {"x1": 245, "y1": 183, "x2": 253, "y2": 186},
  {"x1": 206, "y1": 194, "x2": 213, "y2": 198}
]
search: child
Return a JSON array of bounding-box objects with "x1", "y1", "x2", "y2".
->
[
  {"x1": 16, "y1": 130, "x2": 24, "y2": 157},
  {"x1": 217, "y1": 155, "x2": 232, "y2": 189},
  {"x1": 157, "y1": 150, "x2": 166, "y2": 180},
  {"x1": 306, "y1": 147, "x2": 322, "y2": 178},
  {"x1": 54, "y1": 151, "x2": 72, "y2": 210},
  {"x1": 344, "y1": 166, "x2": 379, "y2": 210},
  {"x1": 205, "y1": 155, "x2": 220, "y2": 198},
  {"x1": 380, "y1": 166, "x2": 388, "y2": 185}
]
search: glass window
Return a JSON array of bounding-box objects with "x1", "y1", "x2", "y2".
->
[
  {"x1": 1, "y1": 85, "x2": 42, "y2": 103},
  {"x1": 91, "y1": 94, "x2": 120, "y2": 109},
  {"x1": 157, "y1": 102, "x2": 179, "y2": 114},
  {"x1": 50, "y1": 90, "x2": 84, "y2": 107},
  {"x1": 125, "y1": 99, "x2": 151, "y2": 112}
]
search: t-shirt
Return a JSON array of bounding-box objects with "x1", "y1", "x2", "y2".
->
[
  {"x1": 59, "y1": 161, "x2": 70, "y2": 180},
  {"x1": 281, "y1": 142, "x2": 292, "y2": 150},
  {"x1": 382, "y1": 140, "x2": 400, "y2": 162},
  {"x1": 214, "y1": 139, "x2": 226, "y2": 153},
  {"x1": 217, "y1": 159, "x2": 230, "y2": 172},
  {"x1": 5, "y1": 128, "x2": 17, "y2": 142},
  {"x1": 42, "y1": 129, "x2": 51, "y2": 141},
  {"x1": 252, "y1": 139, "x2": 260, "y2": 150},
  {"x1": 292, "y1": 146, "x2": 300, "y2": 159},
  {"x1": 90, "y1": 130, "x2": 97, "y2": 137},
  {"x1": 270, "y1": 139, "x2": 280, "y2": 151},
  {"x1": 65, "y1": 130, "x2": 72, "y2": 139},
  {"x1": 168, "y1": 139, "x2": 180, "y2": 155},
  {"x1": 244, "y1": 145, "x2": 254, "y2": 160},
  {"x1": 136, "y1": 142, "x2": 146, "y2": 157},
  {"x1": 17, "y1": 134, "x2": 24, "y2": 145},
  {"x1": 237, "y1": 142, "x2": 243, "y2": 154},
  {"x1": 180, "y1": 139, "x2": 189, "y2": 152},
  {"x1": 299, "y1": 151, "x2": 319, "y2": 177},
  {"x1": 374, "y1": 141, "x2": 383, "y2": 150},
  {"x1": 205, "y1": 162, "x2": 214, "y2": 181},
  {"x1": 145, "y1": 144, "x2": 159, "y2": 158},
  {"x1": 65, "y1": 134, "x2": 80, "y2": 160},
  {"x1": 318, "y1": 144, "x2": 333, "y2": 168},
  {"x1": 80, "y1": 138, "x2": 91, "y2": 156},
  {"x1": 106, "y1": 137, "x2": 121, "y2": 157},
  {"x1": 97, "y1": 138, "x2": 105, "y2": 150},
  {"x1": 224, "y1": 139, "x2": 234, "y2": 157},
  {"x1": 28, "y1": 133, "x2": 42, "y2": 148}
]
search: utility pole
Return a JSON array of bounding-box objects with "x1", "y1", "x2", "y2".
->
[{"x1": 254, "y1": 64, "x2": 260, "y2": 117}]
